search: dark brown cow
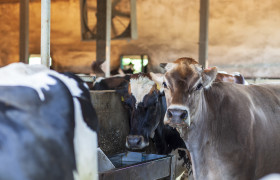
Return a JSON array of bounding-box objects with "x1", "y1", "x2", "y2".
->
[{"x1": 151, "y1": 57, "x2": 280, "y2": 180}]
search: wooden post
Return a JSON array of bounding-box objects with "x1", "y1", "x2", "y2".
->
[
  {"x1": 198, "y1": 0, "x2": 209, "y2": 68},
  {"x1": 96, "y1": 0, "x2": 111, "y2": 77},
  {"x1": 19, "y1": 0, "x2": 29, "y2": 64},
  {"x1": 41, "y1": 0, "x2": 51, "y2": 68}
]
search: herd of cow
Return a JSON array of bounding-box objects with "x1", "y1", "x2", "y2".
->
[{"x1": 0, "y1": 57, "x2": 280, "y2": 180}]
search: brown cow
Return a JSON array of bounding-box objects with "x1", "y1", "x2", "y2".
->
[
  {"x1": 151, "y1": 57, "x2": 280, "y2": 180},
  {"x1": 215, "y1": 71, "x2": 248, "y2": 85}
]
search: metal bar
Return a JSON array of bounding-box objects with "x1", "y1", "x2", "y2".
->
[
  {"x1": 169, "y1": 155, "x2": 176, "y2": 180},
  {"x1": 41, "y1": 0, "x2": 51, "y2": 67},
  {"x1": 130, "y1": 0, "x2": 137, "y2": 39},
  {"x1": 19, "y1": 0, "x2": 29, "y2": 64},
  {"x1": 141, "y1": 55, "x2": 144, "y2": 72},
  {"x1": 105, "y1": 0, "x2": 111, "y2": 77},
  {"x1": 96, "y1": 0, "x2": 111, "y2": 77},
  {"x1": 198, "y1": 0, "x2": 209, "y2": 68}
]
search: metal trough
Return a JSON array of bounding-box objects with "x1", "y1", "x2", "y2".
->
[{"x1": 99, "y1": 152, "x2": 176, "y2": 180}]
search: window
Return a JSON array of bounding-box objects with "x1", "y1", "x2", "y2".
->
[{"x1": 120, "y1": 55, "x2": 148, "y2": 74}]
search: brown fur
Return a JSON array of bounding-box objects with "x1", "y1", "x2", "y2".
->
[{"x1": 161, "y1": 57, "x2": 280, "y2": 180}]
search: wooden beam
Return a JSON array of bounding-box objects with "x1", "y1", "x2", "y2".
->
[
  {"x1": 19, "y1": 0, "x2": 29, "y2": 64},
  {"x1": 198, "y1": 0, "x2": 209, "y2": 68},
  {"x1": 0, "y1": 0, "x2": 68, "y2": 3},
  {"x1": 96, "y1": 0, "x2": 111, "y2": 77},
  {"x1": 41, "y1": 0, "x2": 51, "y2": 67}
]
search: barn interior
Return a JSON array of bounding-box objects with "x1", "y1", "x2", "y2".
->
[
  {"x1": 1, "y1": 0, "x2": 280, "y2": 179},
  {"x1": 1, "y1": 0, "x2": 280, "y2": 78}
]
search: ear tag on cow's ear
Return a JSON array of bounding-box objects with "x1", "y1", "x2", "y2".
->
[
  {"x1": 121, "y1": 96, "x2": 124, "y2": 102},
  {"x1": 156, "y1": 83, "x2": 161, "y2": 91}
]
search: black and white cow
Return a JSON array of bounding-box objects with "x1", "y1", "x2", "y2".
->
[
  {"x1": 117, "y1": 73, "x2": 193, "y2": 179},
  {"x1": 0, "y1": 63, "x2": 98, "y2": 180}
]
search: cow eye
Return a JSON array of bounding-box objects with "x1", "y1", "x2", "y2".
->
[
  {"x1": 162, "y1": 82, "x2": 168, "y2": 89},
  {"x1": 195, "y1": 83, "x2": 203, "y2": 91}
]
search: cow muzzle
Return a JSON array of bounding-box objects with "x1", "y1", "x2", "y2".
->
[
  {"x1": 166, "y1": 108, "x2": 190, "y2": 127},
  {"x1": 126, "y1": 135, "x2": 148, "y2": 150}
]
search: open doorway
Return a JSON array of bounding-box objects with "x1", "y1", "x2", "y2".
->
[{"x1": 120, "y1": 55, "x2": 148, "y2": 74}]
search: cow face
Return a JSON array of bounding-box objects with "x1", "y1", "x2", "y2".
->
[
  {"x1": 152, "y1": 57, "x2": 217, "y2": 128},
  {"x1": 119, "y1": 74, "x2": 164, "y2": 150}
]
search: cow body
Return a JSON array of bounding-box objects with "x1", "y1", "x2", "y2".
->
[
  {"x1": 152, "y1": 57, "x2": 280, "y2": 180},
  {"x1": 92, "y1": 74, "x2": 130, "y2": 90},
  {"x1": 118, "y1": 73, "x2": 193, "y2": 179},
  {"x1": 215, "y1": 71, "x2": 248, "y2": 84},
  {"x1": 0, "y1": 63, "x2": 98, "y2": 180}
]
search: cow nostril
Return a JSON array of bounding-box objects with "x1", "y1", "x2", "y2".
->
[
  {"x1": 180, "y1": 110, "x2": 188, "y2": 119},
  {"x1": 167, "y1": 109, "x2": 173, "y2": 118},
  {"x1": 136, "y1": 137, "x2": 141, "y2": 145}
]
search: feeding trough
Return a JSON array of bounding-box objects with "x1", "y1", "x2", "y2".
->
[
  {"x1": 91, "y1": 90, "x2": 178, "y2": 180},
  {"x1": 98, "y1": 151, "x2": 176, "y2": 180}
]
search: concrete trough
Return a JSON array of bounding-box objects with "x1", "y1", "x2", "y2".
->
[{"x1": 90, "y1": 90, "x2": 130, "y2": 156}]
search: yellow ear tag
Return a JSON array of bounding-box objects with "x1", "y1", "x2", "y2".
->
[
  {"x1": 121, "y1": 96, "x2": 124, "y2": 102},
  {"x1": 156, "y1": 83, "x2": 161, "y2": 91}
]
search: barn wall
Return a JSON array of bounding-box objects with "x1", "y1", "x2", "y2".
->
[{"x1": 0, "y1": 0, "x2": 280, "y2": 77}]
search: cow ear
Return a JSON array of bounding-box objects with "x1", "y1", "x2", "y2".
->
[
  {"x1": 201, "y1": 67, "x2": 218, "y2": 88},
  {"x1": 150, "y1": 72, "x2": 164, "y2": 92},
  {"x1": 115, "y1": 85, "x2": 128, "y2": 97}
]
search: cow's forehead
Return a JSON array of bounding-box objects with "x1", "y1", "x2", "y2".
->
[
  {"x1": 165, "y1": 63, "x2": 199, "y2": 82},
  {"x1": 129, "y1": 76, "x2": 156, "y2": 106}
]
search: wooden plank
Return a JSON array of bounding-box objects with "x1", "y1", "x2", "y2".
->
[
  {"x1": 79, "y1": 0, "x2": 87, "y2": 40},
  {"x1": 0, "y1": 0, "x2": 68, "y2": 3},
  {"x1": 19, "y1": 0, "x2": 29, "y2": 64},
  {"x1": 198, "y1": 0, "x2": 209, "y2": 68}
]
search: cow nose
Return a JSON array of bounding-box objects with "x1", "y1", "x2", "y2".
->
[
  {"x1": 167, "y1": 109, "x2": 188, "y2": 123},
  {"x1": 126, "y1": 135, "x2": 144, "y2": 149}
]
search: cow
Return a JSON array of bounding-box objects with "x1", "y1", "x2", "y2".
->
[
  {"x1": 215, "y1": 71, "x2": 248, "y2": 85},
  {"x1": 0, "y1": 63, "x2": 98, "y2": 180},
  {"x1": 92, "y1": 70, "x2": 246, "y2": 91},
  {"x1": 117, "y1": 73, "x2": 193, "y2": 179},
  {"x1": 151, "y1": 57, "x2": 280, "y2": 180},
  {"x1": 92, "y1": 74, "x2": 131, "y2": 90}
]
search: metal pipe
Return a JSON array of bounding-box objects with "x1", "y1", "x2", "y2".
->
[
  {"x1": 105, "y1": 0, "x2": 112, "y2": 77},
  {"x1": 19, "y1": 0, "x2": 29, "y2": 64},
  {"x1": 41, "y1": 0, "x2": 51, "y2": 68},
  {"x1": 198, "y1": 0, "x2": 209, "y2": 68}
]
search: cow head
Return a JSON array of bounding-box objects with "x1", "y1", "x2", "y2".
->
[
  {"x1": 118, "y1": 73, "x2": 165, "y2": 150},
  {"x1": 151, "y1": 57, "x2": 217, "y2": 128}
]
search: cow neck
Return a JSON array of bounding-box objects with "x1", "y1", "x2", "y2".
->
[
  {"x1": 152, "y1": 94, "x2": 169, "y2": 154},
  {"x1": 186, "y1": 87, "x2": 218, "y2": 180}
]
